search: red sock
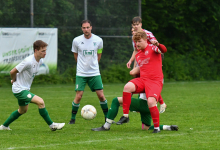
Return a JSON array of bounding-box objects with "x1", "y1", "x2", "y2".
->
[
  {"x1": 122, "y1": 92, "x2": 132, "y2": 114},
  {"x1": 158, "y1": 94, "x2": 164, "y2": 105},
  {"x1": 149, "y1": 106, "x2": 160, "y2": 128}
]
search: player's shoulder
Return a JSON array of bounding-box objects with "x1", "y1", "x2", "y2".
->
[
  {"x1": 143, "y1": 29, "x2": 152, "y2": 34},
  {"x1": 73, "y1": 34, "x2": 84, "y2": 41},
  {"x1": 91, "y1": 34, "x2": 103, "y2": 41}
]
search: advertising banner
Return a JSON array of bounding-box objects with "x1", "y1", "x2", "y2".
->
[{"x1": 0, "y1": 28, "x2": 58, "y2": 74}]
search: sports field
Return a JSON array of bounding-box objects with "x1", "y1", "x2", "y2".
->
[{"x1": 0, "y1": 81, "x2": 219, "y2": 150}]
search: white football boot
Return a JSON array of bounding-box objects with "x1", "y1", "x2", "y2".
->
[
  {"x1": 49, "y1": 122, "x2": 65, "y2": 131},
  {"x1": 0, "y1": 125, "x2": 12, "y2": 130}
]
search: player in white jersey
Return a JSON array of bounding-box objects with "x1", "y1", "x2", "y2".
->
[
  {"x1": 69, "y1": 20, "x2": 108, "y2": 124},
  {"x1": 0, "y1": 40, "x2": 65, "y2": 131}
]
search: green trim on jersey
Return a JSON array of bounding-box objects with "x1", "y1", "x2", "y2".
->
[{"x1": 97, "y1": 48, "x2": 103, "y2": 54}]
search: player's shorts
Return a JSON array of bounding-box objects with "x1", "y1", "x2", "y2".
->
[
  {"x1": 130, "y1": 97, "x2": 151, "y2": 126},
  {"x1": 75, "y1": 75, "x2": 103, "y2": 92},
  {"x1": 13, "y1": 90, "x2": 35, "y2": 106},
  {"x1": 129, "y1": 78, "x2": 163, "y2": 101}
]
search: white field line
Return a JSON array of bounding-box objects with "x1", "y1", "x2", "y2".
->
[{"x1": 4, "y1": 130, "x2": 219, "y2": 150}]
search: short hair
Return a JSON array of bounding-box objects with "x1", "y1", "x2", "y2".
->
[
  {"x1": 132, "y1": 16, "x2": 142, "y2": 24},
  {"x1": 33, "y1": 40, "x2": 48, "y2": 52},
  {"x1": 132, "y1": 31, "x2": 147, "y2": 42},
  {"x1": 81, "y1": 20, "x2": 92, "y2": 27}
]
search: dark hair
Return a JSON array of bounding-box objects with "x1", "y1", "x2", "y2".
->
[
  {"x1": 33, "y1": 40, "x2": 48, "y2": 52},
  {"x1": 81, "y1": 20, "x2": 92, "y2": 27},
  {"x1": 132, "y1": 16, "x2": 142, "y2": 24}
]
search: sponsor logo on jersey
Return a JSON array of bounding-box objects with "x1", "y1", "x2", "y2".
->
[
  {"x1": 83, "y1": 50, "x2": 94, "y2": 56},
  {"x1": 138, "y1": 58, "x2": 150, "y2": 67}
]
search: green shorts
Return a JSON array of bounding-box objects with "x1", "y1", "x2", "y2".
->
[
  {"x1": 130, "y1": 97, "x2": 152, "y2": 126},
  {"x1": 13, "y1": 90, "x2": 35, "y2": 106},
  {"x1": 75, "y1": 75, "x2": 103, "y2": 92}
]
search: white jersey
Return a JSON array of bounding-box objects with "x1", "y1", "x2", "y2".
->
[
  {"x1": 71, "y1": 34, "x2": 103, "y2": 77},
  {"x1": 12, "y1": 54, "x2": 43, "y2": 93}
]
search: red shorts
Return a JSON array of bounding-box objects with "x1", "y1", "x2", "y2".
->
[{"x1": 129, "y1": 78, "x2": 163, "y2": 101}]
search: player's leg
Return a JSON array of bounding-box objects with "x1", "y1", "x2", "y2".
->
[
  {"x1": 148, "y1": 96, "x2": 160, "y2": 133},
  {"x1": 120, "y1": 78, "x2": 145, "y2": 121},
  {"x1": 88, "y1": 75, "x2": 108, "y2": 121},
  {"x1": 92, "y1": 97, "x2": 121, "y2": 131},
  {"x1": 1, "y1": 90, "x2": 32, "y2": 130},
  {"x1": 69, "y1": 76, "x2": 87, "y2": 124},
  {"x1": 31, "y1": 95, "x2": 65, "y2": 131}
]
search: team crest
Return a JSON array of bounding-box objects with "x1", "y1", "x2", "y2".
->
[
  {"x1": 93, "y1": 42, "x2": 96, "y2": 46},
  {"x1": 145, "y1": 51, "x2": 149, "y2": 55},
  {"x1": 27, "y1": 94, "x2": 31, "y2": 98}
]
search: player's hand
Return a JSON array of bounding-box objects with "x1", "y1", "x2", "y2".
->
[
  {"x1": 11, "y1": 80, "x2": 14, "y2": 84},
  {"x1": 127, "y1": 60, "x2": 132, "y2": 68},
  {"x1": 151, "y1": 40, "x2": 159, "y2": 46}
]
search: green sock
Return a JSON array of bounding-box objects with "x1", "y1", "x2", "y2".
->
[
  {"x1": 39, "y1": 108, "x2": 53, "y2": 125},
  {"x1": 149, "y1": 125, "x2": 164, "y2": 130},
  {"x1": 100, "y1": 100, "x2": 108, "y2": 118},
  {"x1": 3, "y1": 110, "x2": 22, "y2": 127},
  {"x1": 107, "y1": 97, "x2": 120, "y2": 120},
  {"x1": 71, "y1": 102, "x2": 80, "y2": 120}
]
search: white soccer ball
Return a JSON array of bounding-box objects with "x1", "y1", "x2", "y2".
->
[{"x1": 81, "y1": 105, "x2": 97, "y2": 120}]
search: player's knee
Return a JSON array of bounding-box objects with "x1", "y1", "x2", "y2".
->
[
  {"x1": 123, "y1": 83, "x2": 135, "y2": 92},
  {"x1": 147, "y1": 97, "x2": 157, "y2": 107},
  {"x1": 37, "y1": 99, "x2": 45, "y2": 108},
  {"x1": 19, "y1": 109, "x2": 28, "y2": 114}
]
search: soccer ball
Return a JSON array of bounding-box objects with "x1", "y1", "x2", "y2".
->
[
  {"x1": 37, "y1": 63, "x2": 49, "y2": 75},
  {"x1": 81, "y1": 105, "x2": 97, "y2": 120}
]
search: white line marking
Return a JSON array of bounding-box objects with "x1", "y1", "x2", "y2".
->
[{"x1": 5, "y1": 130, "x2": 220, "y2": 150}]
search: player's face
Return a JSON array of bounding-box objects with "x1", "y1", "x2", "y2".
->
[
  {"x1": 82, "y1": 23, "x2": 92, "y2": 38},
  {"x1": 136, "y1": 38, "x2": 147, "y2": 50},
  {"x1": 131, "y1": 28, "x2": 136, "y2": 35},
  {"x1": 36, "y1": 47, "x2": 47, "y2": 58},
  {"x1": 132, "y1": 22, "x2": 142, "y2": 31}
]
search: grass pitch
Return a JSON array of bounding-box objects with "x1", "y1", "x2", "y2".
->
[{"x1": 0, "y1": 81, "x2": 220, "y2": 150}]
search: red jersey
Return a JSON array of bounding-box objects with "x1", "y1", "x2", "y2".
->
[{"x1": 135, "y1": 44, "x2": 167, "y2": 81}]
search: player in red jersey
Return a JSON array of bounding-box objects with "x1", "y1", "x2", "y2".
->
[
  {"x1": 130, "y1": 24, "x2": 167, "y2": 113},
  {"x1": 119, "y1": 31, "x2": 167, "y2": 133}
]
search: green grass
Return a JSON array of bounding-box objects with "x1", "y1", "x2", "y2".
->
[{"x1": 0, "y1": 81, "x2": 220, "y2": 150}]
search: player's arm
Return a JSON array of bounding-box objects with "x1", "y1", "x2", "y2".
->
[
  {"x1": 10, "y1": 68, "x2": 18, "y2": 84},
  {"x1": 73, "y1": 53, "x2": 78, "y2": 62},
  {"x1": 127, "y1": 48, "x2": 138, "y2": 68},
  {"x1": 153, "y1": 41, "x2": 167, "y2": 54},
  {"x1": 130, "y1": 66, "x2": 140, "y2": 77},
  {"x1": 97, "y1": 48, "x2": 103, "y2": 62}
]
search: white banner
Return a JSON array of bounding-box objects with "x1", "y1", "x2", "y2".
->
[{"x1": 0, "y1": 28, "x2": 58, "y2": 74}]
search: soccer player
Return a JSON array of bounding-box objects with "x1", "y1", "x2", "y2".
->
[
  {"x1": 69, "y1": 20, "x2": 108, "y2": 124},
  {"x1": 91, "y1": 94, "x2": 178, "y2": 132},
  {"x1": 0, "y1": 40, "x2": 65, "y2": 131},
  {"x1": 129, "y1": 21, "x2": 167, "y2": 113},
  {"x1": 119, "y1": 31, "x2": 167, "y2": 133}
]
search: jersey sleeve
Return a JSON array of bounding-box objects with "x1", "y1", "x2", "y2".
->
[
  {"x1": 97, "y1": 38, "x2": 103, "y2": 54},
  {"x1": 15, "y1": 59, "x2": 31, "y2": 73},
  {"x1": 71, "y1": 39, "x2": 78, "y2": 53}
]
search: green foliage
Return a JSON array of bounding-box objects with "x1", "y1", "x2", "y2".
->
[
  {"x1": 142, "y1": 0, "x2": 220, "y2": 81},
  {"x1": 1, "y1": 0, "x2": 220, "y2": 81}
]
